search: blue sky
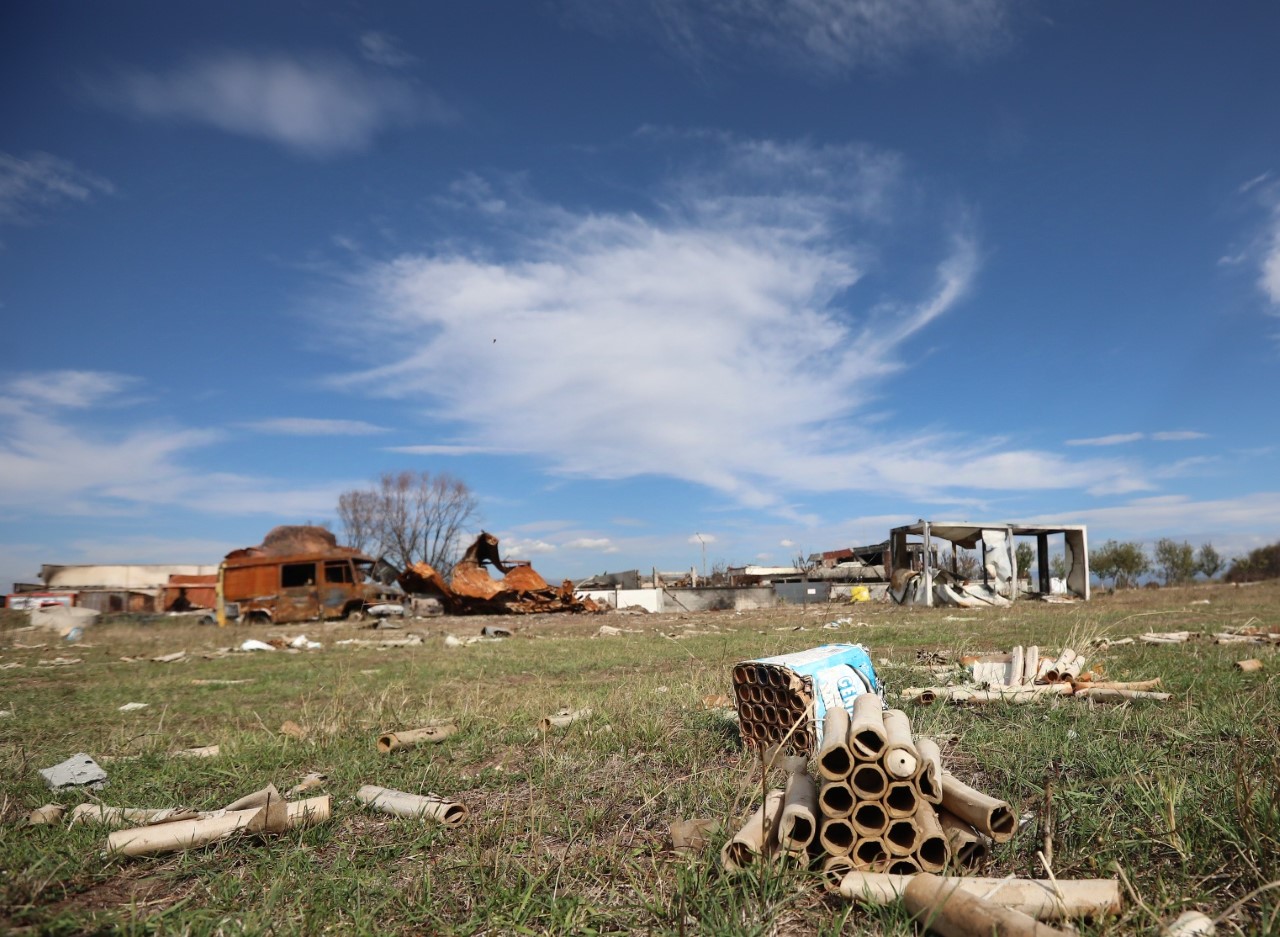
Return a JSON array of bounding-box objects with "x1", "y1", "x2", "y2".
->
[{"x1": 2, "y1": 1, "x2": 1278, "y2": 589}]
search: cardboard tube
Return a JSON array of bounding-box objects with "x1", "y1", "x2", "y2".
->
[
  {"x1": 819, "y1": 816, "x2": 856, "y2": 856},
  {"x1": 721, "y1": 789, "x2": 784, "y2": 872},
  {"x1": 1010, "y1": 646, "x2": 1025, "y2": 687},
  {"x1": 224, "y1": 785, "x2": 283, "y2": 812},
  {"x1": 885, "y1": 781, "x2": 919, "y2": 819},
  {"x1": 778, "y1": 773, "x2": 818, "y2": 851},
  {"x1": 853, "y1": 801, "x2": 889, "y2": 837},
  {"x1": 915, "y1": 804, "x2": 950, "y2": 873},
  {"x1": 818, "y1": 707, "x2": 854, "y2": 780},
  {"x1": 71, "y1": 804, "x2": 200, "y2": 826},
  {"x1": 28, "y1": 804, "x2": 66, "y2": 825},
  {"x1": 1074, "y1": 688, "x2": 1171, "y2": 702},
  {"x1": 1073, "y1": 678, "x2": 1162, "y2": 691},
  {"x1": 881, "y1": 710, "x2": 919, "y2": 779},
  {"x1": 916, "y1": 737, "x2": 944, "y2": 803},
  {"x1": 850, "y1": 693, "x2": 887, "y2": 759},
  {"x1": 377, "y1": 724, "x2": 459, "y2": 753},
  {"x1": 1235, "y1": 659, "x2": 1264, "y2": 673},
  {"x1": 938, "y1": 809, "x2": 989, "y2": 868},
  {"x1": 539, "y1": 708, "x2": 592, "y2": 730},
  {"x1": 819, "y1": 780, "x2": 855, "y2": 819},
  {"x1": 822, "y1": 854, "x2": 856, "y2": 892},
  {"x1": 1023, "y1": 646, "x2": 1040, "y2": 686},
  {"x1": 853, "y1": 836, "x2": 887, "y2": 870},
  {"x1": 1166, "y1": 910, "x2": 1216, "y2": 936},
  {"x1": 287, "y1": 795, "x2": 331, "y2": 827},
  {"x1": 906, "y1": 687, "x2": 939, "y2": 705},
  {"x1": 356, "y1": 786, "x2": 467, "y2": 826},
  {"x1": 851, "y1": 762, "x2": 888, "y2": 801},
  {"x1": 887, "y1": 855, "x2": 921, "y2": 875},
  {"x1": 104, "y1": 793, "x2": 317, "y2": 857},
  {"x1": 885, "y1": 816, "x2": 921, "y2": 856},
  {"x1": 1056, "y1": 649, "x2": 1083, "y2": 681},
  {"x1": 940, "y1": 773, "x2": 1016, "y2": 843},
  {"x1": 905, "y1": 873, "x2": 1072, "y2": 936},
  {"x1": 840, "y1": 872, "x2": 1121, "y2": 921}
]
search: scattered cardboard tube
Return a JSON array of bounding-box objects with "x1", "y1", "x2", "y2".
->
[
  {"x1": 28, "y1": 804, "x2": 66, "y2": 825},
  {"x1": 819, "y1": 780, "x2": 855, "y2": 819},
  {"x1": 851, "y1": 762, "x2": 888, "y2": 801},
  {"x1": 818, "y1": 707, "x2": 854, "y2": 781},
  {"x1": 853, "y1": 801, "x2": 889, "y2": 837},
  {"x1": 1235, "y1": 659, "x2": 1263, "y2": 673},
  {"x1": 881, "y1": 710, "x2": 920, "y2": 779},
  {"x1": 938, "y1": 809, "x2": 989, "y2": 867},
  {"x1": 885, "y1": 781, "x2": 919, "y2": 819},
  {"x1": 928, "y1": 684, "x2": 1071, "y2": 704},
  {"x1": 378, "y1": 724, "x2": 458, "y2": 753},
  {"x1": 224, "y1": 785, "x2": 283, "y2": 812},
  {"x1": 840, "y1": 872, "x2": 1121, "y2": 921},
  {"x1": 940, "y1": 772, "x2": 1016, "y2": 843},
  {"x1": 819, "y1": 816, "x2": 856, "y2": 856},
  {"x1": 71, "y1": 804, "x2": 200, "y2": 826},
  {"x1": 778, "y1": 773, "x2": 819, "y2": 851},
  {"x1": 915, "y1": 805, "x2": 951, "y2": 873},
  {"x1": 1010, "y1": 646, "x2": 1025, "y2": 687},
  {"x1": 356, "y1": 786, "x2": 467, "y2": 826},
  {"x1": 907, "y1": 688, "x2": 939, "y2": 705},
  {"x1": 539, "y1": 708, "x2": 592, "y2": 730},
  {"x1": 822, "y1": 854, "x2": 856, "y2": 892},
  {"x1": 1072, "y1": 678, "x2": 1162, "y2": 692},
  {"x1": 850, "y1": 693, "x2": 887, "y2": 759},
  {"x1": 1023, "y1": 646, "x2": 1040, "y2": 686},
  {"x1": 1074, "y1": 688, "x2": 1171, "y2": 703},
  {"x1": 905, "y1": 872, "x2": 1072, "y2": 936},
  {"x1": 853, "y1": 836, "x2": 888, "y2": 870},
  {"x1": 721, "y1": 789, "x2": 784, "y2": 872},
  {"x1": 885, "y1": 816, "x2": 921, "y2": 856},
  {"x1": 916, "y1": 738, "x2": 944, "y2": 804},
  {"x1": 887, "y1": 855, "x2": 921, "y2": 875},
  {"x1": 104, "y1": 793, "x2": 328, "y2": 858}
]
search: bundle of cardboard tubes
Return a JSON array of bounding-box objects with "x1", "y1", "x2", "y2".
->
[{"x1": 722, "y1": 696, "x2": 1122, "y2": 936}]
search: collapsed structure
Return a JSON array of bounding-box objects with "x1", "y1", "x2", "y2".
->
[
  {"x1": 888, "y1": 520, "x2": 1089, "y2": 608},
  {"x1": 398, "y1": 532, "x2": 598, "y2": 615}
]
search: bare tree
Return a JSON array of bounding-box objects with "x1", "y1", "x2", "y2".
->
[{"x1": 337, "y1": 471, "x2": 480, "y2": 571}]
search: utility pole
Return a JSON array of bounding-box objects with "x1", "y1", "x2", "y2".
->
[{"x1": 694, "y1": 532, "x2": 707, "y2": 581}]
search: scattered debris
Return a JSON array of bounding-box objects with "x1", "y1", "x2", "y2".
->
[
  {"x1": 288, "y1": 635, "x2": 323, "y2": 650},
  {"x1": 1235, "y1": 659, "x2": 1264, "y2": 673},
  {"x1": 239, "y1": 639, "x2": 277, "y2": 652},
  {"x1": 174, "y1": 745, "x2": 220, "y2": 758},
  {"x1": 596, "y1": 625, "x2": 623, "y2": 637},
  {"x1": 1141, "y1": 631, "x2": 1197, "y2": 645},
  {"x1": 28, "y1": 804, "x2": 66, "y2": 825},
  {"x1": 37, "y1": 657, "x2": 81, "y2": 667},
  {"x1": 540, "y1": 708, "x2": 592, "y2": 730},
  {"x1": 1075, "y1": 687, "x2": 1172, "y2": 703},
  {"x1": 837, "y1": 871, "x2": 1121, "y2": 920},
  {"x1": 335, "y1": 634, "x2": 424, "y2": 649},
  {"x1": 106, "y1": 787, "x2": 331, "y2": 857},
  {"x1": 117, "y1": 702, "x2": 149, "y2": 712},
  {"x1": 191, "y1": 678, "x2": 252, "y2": 686},
  {"x1": 480, "y1": 625, "x2": 512, "y2": 638},
  {"x1": 40, "y1": 753, "x2": 108, "y2": 791},
  {"x1": 397, "y1": 532, "x2": 600, "y2": 615},
  {"x1": 669, "y1": 817, "x2": 719, "y2": 855},
  {"x1": 287, "y1": 773, "x2": 328, "y2": 796},
  {"x1": 279, "y1": 720, "x2": 308, "y2": 739},
  {"x1": 377, "y1": 724, "x2": 459, "y2": 753},
  {"x1": 71, "y1": 805, "x2": 201, "y2": 826},
  {"x1": 151, "y1": 651, "x2": 187, "y2": 663},
  {"x1": 356, "y1": 785, "x2": 467, "y2": 826},
  {"x1": 1165, "y1": 910, "x2": 1216, "y2": 937},
  {"x1": 0, "y1": 662, "x2": 24, "y2": 670},
  {"x1": 902, "y1": 872, "x2": 1076, "y2": 934}
]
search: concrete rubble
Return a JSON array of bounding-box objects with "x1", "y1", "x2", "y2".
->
[{"x1": 40, "y1": 753, "x2": 108, "y2": 791}]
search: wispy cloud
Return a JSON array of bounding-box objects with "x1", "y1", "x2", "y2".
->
[
  {"x1": 564, "y1": 537, "x2": 618, "y2": 552},
  {"x1": 689, "y1": 533, "x2": 717, "y2": 544},
  {"x1": 1030, "y1": 492, "x2": 1280, "y2": 542},
  {"x1": 387, "y1": 444, "x2": 518, "y2": 456},
  {"x1": 359, "y1": 32, "x2": 418, "y2": 68},
  {"x1": 0, "y1": 152, "x2": 114, "y2": 225},
  {"x1": 240, "y1": 418, "x2": 389, "y2": 436},
  {"x1": 0, "y1": 370, "x2": 344, "y2": 517},
  {"x1": 567, "y1": 0, "x2": 1022, "y2": 74},
  {"x1": 1066, "y1": 431, "x2": 1206, "y2": 446},
  {"x1": 94, "y1": 53, "x2": 450, "y2": 156}
]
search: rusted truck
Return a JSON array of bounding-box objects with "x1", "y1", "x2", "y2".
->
[{"x1": 214, "y1": 525, "x2": 401, "y2": 625}]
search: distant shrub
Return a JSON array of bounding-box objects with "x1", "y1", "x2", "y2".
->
[{"x1": 1225, "y1": 542, "x2": 1280, "y2": 583}]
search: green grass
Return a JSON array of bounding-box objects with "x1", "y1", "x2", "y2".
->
[{"x1": 2, "y1": 581, "x2": 1278, "y2": 935}]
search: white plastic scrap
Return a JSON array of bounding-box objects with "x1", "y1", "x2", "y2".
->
[
  {"x1": 289, "y1": 635, "x2": 322, "y2": 650},
  {"x1": 239, "y1": 639, "x2": 277, "y2": 652},
  {"x1": 118, "y1": 702, "x2": 149, "y2": 712}
]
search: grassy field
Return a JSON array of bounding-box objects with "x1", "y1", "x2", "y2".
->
[{"x1": 2, "y1": 581, "x2": 1278, "y2": 935}]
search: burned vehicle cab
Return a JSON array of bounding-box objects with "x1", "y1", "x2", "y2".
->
[{"x1": 218, "y1": 551, "x2": 381, "y2": 625}]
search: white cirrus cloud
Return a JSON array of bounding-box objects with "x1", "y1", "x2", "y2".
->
[
  {"x1": 500, "y1": 537, "x2": 558, "y2": 556},
  {"x1": 95, "y1": 53, "x2": 451, "y2": 155},
  {"x1": 1030, "y1": 493, "x2": 1280, "y2": 544},
  {"x1": 241, "y1": 418, "x2": 389, "y2": 436},
  {"x1": 324, "y1": 136, "x2": 1155, "y2": 508},
  {"x1": 779, "y1": 539, "x2": 795, "y2": 547},
  {"x1": 688, "y1": 533, "x2": 717, "y2": 544},
  {"x1": 1066, "y1": 431, "x2": 1208, "y2": 447},
  {"x1": 0, "y1": 369, "x2": 345, "y2": 517},
  {"x1": 1150, "y1": 430, "x2": 1208, "y2": 442},
  {"x1": 359, "y1": 32, "x2": 418, "y2": 68},
  {"x1": 566, "y1": 0, "x2": 1023, "y2": 74},
  {"x1": 0, "y1": 152, "x2": 115, "y2": 225}
]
